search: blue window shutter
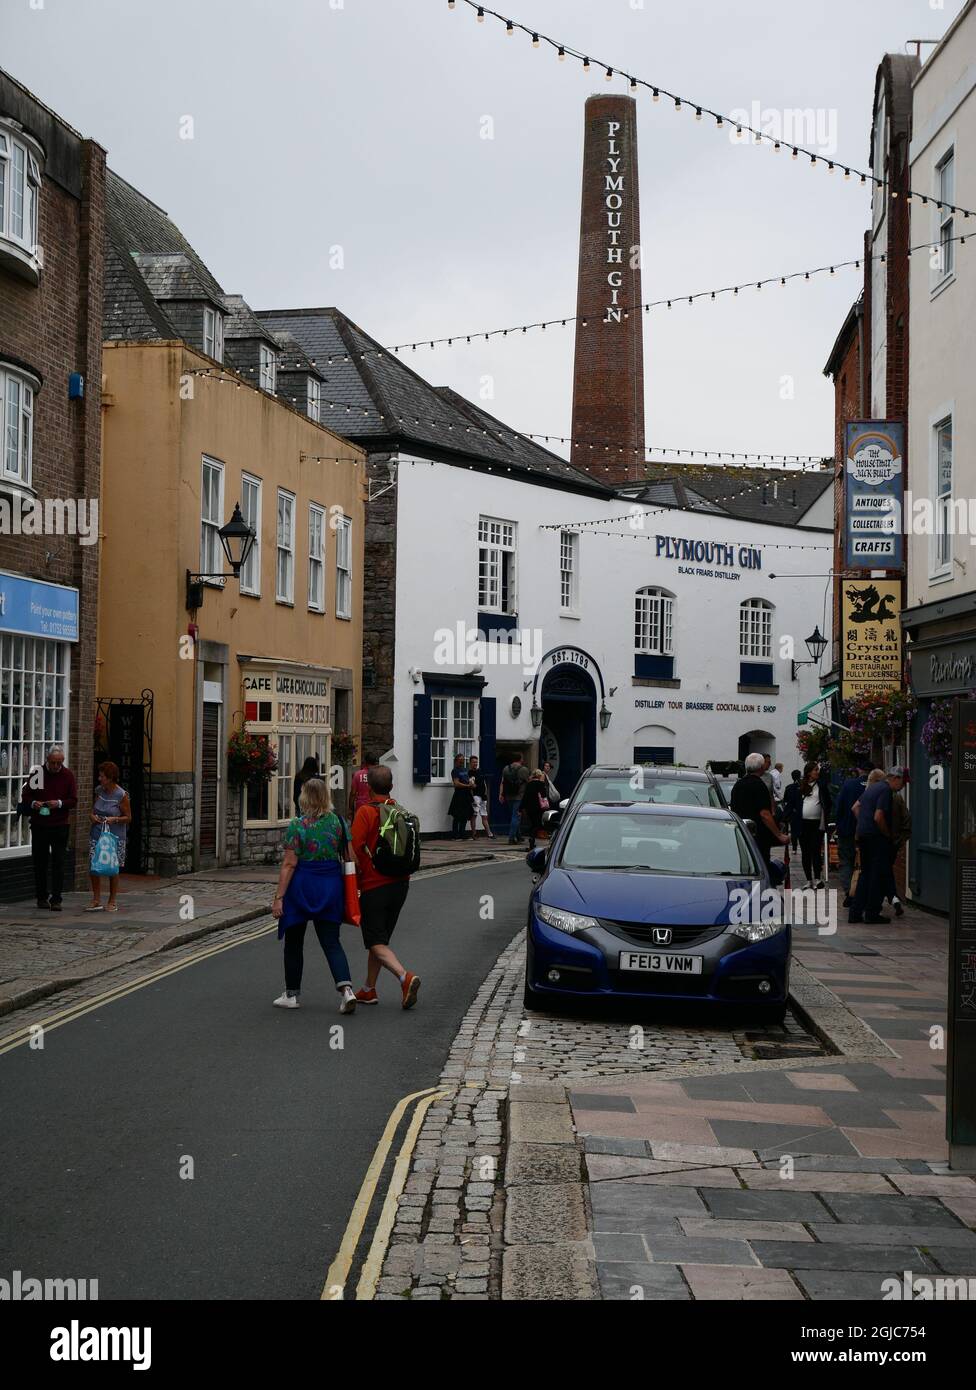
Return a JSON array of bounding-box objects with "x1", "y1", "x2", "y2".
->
[
  {"x1": 479, "y1": 696, "x2": 496, "y2": 789},
  {"x1": 413, "y1": 694, "x2": 432, "y2": 784}
]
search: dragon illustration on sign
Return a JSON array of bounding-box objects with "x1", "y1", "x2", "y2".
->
[{"x1": 845, "y1": 583, "x2": 898, "y2": 625}]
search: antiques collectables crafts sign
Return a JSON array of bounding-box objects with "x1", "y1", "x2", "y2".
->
[
  {"x1": 844, "y1": 422, "x2": 905, "y2": 571},
  {"x1": 841, "y1": 578, "x2": 902, "y2": 700}
]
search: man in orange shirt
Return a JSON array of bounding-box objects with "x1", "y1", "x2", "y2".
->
[{"x1": 350, "y1": 765, "x2": 420, "y2": 1008}]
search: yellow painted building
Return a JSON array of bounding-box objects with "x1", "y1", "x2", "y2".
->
[{"x1": 99, "y1": 339, "x2": 365, "y2": 874}]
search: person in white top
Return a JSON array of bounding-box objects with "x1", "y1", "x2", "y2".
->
[
  {"x1": 794, "y1": 761, "x2": 832, "y2": 888},
  {"x1": 771, "y1": 762, "x2": 784, "y2": 800}
]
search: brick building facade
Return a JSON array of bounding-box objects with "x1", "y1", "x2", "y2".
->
[
  {"x1": 0, "y1": 70, "x2": 105, "y2": 900},
  {"x1": 570, "y1": 94, "x2": 645, "y2": 486}
]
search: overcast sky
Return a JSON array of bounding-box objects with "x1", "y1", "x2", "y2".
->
[{"x1": 2, "y1": 0, "x2": 966, "y2": 464}]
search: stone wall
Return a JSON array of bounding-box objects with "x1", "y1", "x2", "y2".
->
[
  {"x1": 146, "y1": 772, "x2": 194, "y2": 877},
  {"x1": 361, "y1": 453, "x2": 397, "y2": 759},
  {"x1": 224, "y1": 787, "x2": 283, "y2": 865}
]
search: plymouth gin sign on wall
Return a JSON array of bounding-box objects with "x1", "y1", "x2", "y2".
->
[{"x1": 844, "y1": 422, "x2": 905, "y2": 571}]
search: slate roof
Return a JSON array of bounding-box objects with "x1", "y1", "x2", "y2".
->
[
  {"x1": 624, "y1": 462, "x2": 834, "y2": 529},
  {"x1": 223, "y1": 294, "x2": 280, "y2": 347},
  {"x1": 130, "y1": 251, "x2": 218, "y2": 305},
  {"x1": 255, "y1": 307, "x2": 613, "y2": 493},
  {"x1": 273, "y1": 330, "x2": 323, "y2": 381}
]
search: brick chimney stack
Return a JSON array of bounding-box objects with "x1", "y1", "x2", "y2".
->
[{"x1": 570, "y1": 94, "x2": 645, "y2": 485}]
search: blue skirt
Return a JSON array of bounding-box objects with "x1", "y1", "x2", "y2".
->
[{"x1": 278, "y1": 859, "x2": 344, "y2": 938}]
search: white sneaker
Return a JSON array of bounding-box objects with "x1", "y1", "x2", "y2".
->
[
  {"x1": 339, "y1": 986, "x2": 357, "y2": 1015},
  {"x1": 274, "y1": 992, "x2": 299, "y2": 1009}
]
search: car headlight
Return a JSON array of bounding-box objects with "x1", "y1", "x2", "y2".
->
[
  {"x1": 536, "y1": 904, "x2": 598, "y2": 936},
  {"x1": 728, "y1": 919, "x2": 787, "y2": 942}
]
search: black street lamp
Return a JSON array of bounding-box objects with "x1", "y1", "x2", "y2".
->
[
  {"x1": 791, "y1": 625, "x2": 828, "y2": 681},
  {"x1": 186, "y1": 503, "x2": 257, "y2": 610},
  {"x1": 599, "y1": 701, "x2": 612, "y2": 731},
  {"x1": 530, "y1": 700, "x2": 543, "y2": 730}
]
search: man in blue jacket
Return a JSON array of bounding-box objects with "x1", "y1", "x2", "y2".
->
[{"x1": 834, "y1": 763, "x2": 872, "y2": 907}]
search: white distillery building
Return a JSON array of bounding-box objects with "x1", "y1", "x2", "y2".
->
[{"x1": 257, "y1": 307, "x2": 833, "y2": 833}]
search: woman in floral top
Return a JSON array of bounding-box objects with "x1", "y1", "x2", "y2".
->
[{"x1": 271, "y1": 778, "x2": 357, "y2": 1014}]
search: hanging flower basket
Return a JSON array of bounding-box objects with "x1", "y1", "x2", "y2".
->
[
  {"x1": 227, "y1": 730, "x2": 277, "y2": 788},
  {"x1": 842, "y1": 688, "x2": 917, "y2": 747},
  {"x1": 920, "y1": 693, "x2": 976, "y2": 767},
  {"x1": 331, "y1": 729, "x2": 358, "y2": 765}
]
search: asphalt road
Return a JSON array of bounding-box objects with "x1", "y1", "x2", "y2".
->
[{"x1": 0, "y1": 860, "x2": 528, "y2": 1301}]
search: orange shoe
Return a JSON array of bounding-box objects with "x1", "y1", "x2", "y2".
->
[
  {"x1": 401, "y1": 972, "x2": 421, "y2": 1010},
  {"x1": 355, "y1": 987, "x2": 379, "y2": 1005}
]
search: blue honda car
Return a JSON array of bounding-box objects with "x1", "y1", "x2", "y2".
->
[{"x1": 524, "y1": 801, "x2": 790, "y2": 1020}]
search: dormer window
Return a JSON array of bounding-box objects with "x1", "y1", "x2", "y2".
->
[
  {"x1": 203, "y1": 305, "x2": 224, "y2": 363},
  {"x1": 307, "y1": 376, "x2": 321, "y2": 422},
  {"x1": 0, "y1": 122, "x2": 43, "y2": 282},
  {"x1": 259, "y1": 344, "x2": 277, "y2": 393}
]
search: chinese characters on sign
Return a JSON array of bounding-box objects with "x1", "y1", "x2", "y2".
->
[{"x1": 841, "y1": 579, "x2": 902, "y2": 700}]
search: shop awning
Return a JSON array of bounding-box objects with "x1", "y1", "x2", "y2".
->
[{"x1": 797, "y1": 685, "x2": 839, "y2": 727}]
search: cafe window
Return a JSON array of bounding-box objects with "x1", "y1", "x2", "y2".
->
[
  {"x1": 0, "y1": 635, "x2": 69, "y2": 857},
  {"x1": 242, "y1": 669, "x2": 331, "y2": 826}
]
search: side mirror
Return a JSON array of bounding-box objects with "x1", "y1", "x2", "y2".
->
[
  {"x1": 543, "y1": 808, "x2": 563, "y2": 828},
  {"x1": 559, "y1": 798, "x2": 569, "y2": 811},
  {"x1": 526, "y1": 847, "x2": 547, "y2": 874}
]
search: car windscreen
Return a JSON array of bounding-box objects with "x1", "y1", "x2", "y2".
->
[
  {"x1": 576, "y1": 775, "x2": 722, "y2": 809},
  {"x1": 560, "y1": 811, "x2": 758, "y2": 876}
]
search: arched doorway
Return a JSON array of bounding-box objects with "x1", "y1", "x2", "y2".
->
[
  {"x1": 738, "y1": 729, "x2": 776, "y2": 762},
  {"x1": 540, "y1": 664, "x2": 597, "y2": 797}
]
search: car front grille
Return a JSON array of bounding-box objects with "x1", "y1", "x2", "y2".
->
[{"x1": 599, "y1": 920, "x2": 725, "y2": 949}]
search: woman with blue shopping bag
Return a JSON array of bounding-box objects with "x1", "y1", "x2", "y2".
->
[{"x1": 87, "y1": 761, "x2": 131, "y2": 913}]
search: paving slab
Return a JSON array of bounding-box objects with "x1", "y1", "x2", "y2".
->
[
  {"x1": 597, "y1": 1262, "x2": 690, "y2": 1300},
  {"x1": 700, "y1": 1187, "x2": 834, "y2": 1223},
  {"x1": 681, "y1": 1264, "x2": 804, "y2": 1300}
]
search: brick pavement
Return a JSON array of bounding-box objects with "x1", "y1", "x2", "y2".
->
[
  {"x1": 377, "y1": 884, "x2": 976, "y2": 1301},
  {"x1": 576, "y1": 903, "x2": 976, "y2": 1300}
]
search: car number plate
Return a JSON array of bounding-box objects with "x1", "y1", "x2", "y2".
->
[{"x1": 618, "y1": 952, "x2": 703, "y2": 975}]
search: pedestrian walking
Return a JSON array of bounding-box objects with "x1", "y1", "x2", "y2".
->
[
  {"x1": 500, "y1": 752, "x2": 530, "y2": 844},
  {"x1": 19, "y1": 744, "x2": 78, "y2": 911},
  {"x1": 467, "y1": 755, "x2": 494, "y2": 839},
  {"x1": 351, "y1": 765, "x2": 421, "y2": 1009},
  {"x1": 293, "y1": 755, "x2": 319, "y2": 816},
  {"x1": 883, "y1": 772, "x2": 911, "y2": 918},
  {"x1": 271, "y1": 777, "x2": 358, "y2": 1014},
  {"x1": 771, "y1": 762, "x2": 785, "y2": 801},
  {"x1": 835, "y1": 762, "x2": 871, "y2": 906},
  {"x1": 349, "y1": 751, "x2": 378, "y2": 818},
  {"x1": 790, "y1": 761, "x2": 832, "y2": 888},
  {"x1": 731, "y1": 752, "x2": 789, "y2": 873},
  {"x1": 849, "y1": 768, "x2": 905, "y2": 925},
  {"x1": 782, "y1": 770, "x2": 803, "y2": 852},
  {"x1": 521, "y1": 769, "x2": 551, "y2": 851},
  {"x1": 86, "y1": 761, "x2": 131, "y2": 912},
  {"x1": 448, "y1": 753, "x2": 473, "y2": 839}
]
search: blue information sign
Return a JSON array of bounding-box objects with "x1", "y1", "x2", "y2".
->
[
  {"x1": 0, "y1": 570, "x2": 79, "y2": 642},
  {"x1": 844, "y1": 421, "x2": 905, "y2": 571}
]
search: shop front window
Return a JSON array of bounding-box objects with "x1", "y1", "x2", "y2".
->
[
  {"x1": 0, "y1": 635, "x2": 69, "y2": 856},
  {"x1": 241, "y1": 668, "x2": 332, "y2": 828}
]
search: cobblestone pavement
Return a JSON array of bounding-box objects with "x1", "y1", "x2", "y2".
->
[{"x1": 375, "y1": 890, "x2": 976, "y2": 1302}]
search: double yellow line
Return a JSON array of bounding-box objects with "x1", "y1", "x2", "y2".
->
[
  {"x1": 0, "y1": 919, "x2": 276, "y2": 1056},
  {"x1": 322, "y1": 1085, "x2": 448, "y2": 1301},
  {"x1": 0, "y1": 915, "x2": 446, "y2": 1302}
]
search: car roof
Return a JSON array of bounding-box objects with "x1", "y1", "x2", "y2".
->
[
  {"x1": 574, "y1": 801, "x2": 734, "y2": 820},
  {"x1": 581, "y1": 765, "x2": 713, "y2": 781}
]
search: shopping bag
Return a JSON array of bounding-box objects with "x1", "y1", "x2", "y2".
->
[
  {"x1": 90, "y1": 825, "x2": 120, "y2": 877},
  {"x1": 343, "y1": 859, "x2": 361, "y2": 926}
]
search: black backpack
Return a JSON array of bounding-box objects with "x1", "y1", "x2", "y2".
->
[
  {"x1": 502, "y1": 764, "x2": 523, "y2": 798},
  {"x1": 368, "y1": 799, "x2": 421, "y2": 877}
]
